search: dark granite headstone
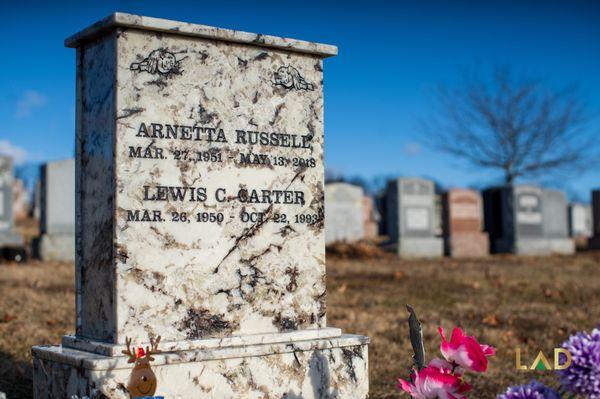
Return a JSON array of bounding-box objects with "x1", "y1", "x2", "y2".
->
[
  {"x1": 483, "y1": 185, "x2": 573, "y2": 255},
  {"x1": 588, "y1": 190, "x2": 600, "y2": 249}
]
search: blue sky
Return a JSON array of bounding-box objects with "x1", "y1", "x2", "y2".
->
[{"x1": 1, "y1": 0, "x2": 599, "y2": 200}]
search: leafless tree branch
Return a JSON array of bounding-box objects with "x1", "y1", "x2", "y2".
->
[{"x1": 421, "y1": 66, "x2": 595, "y2": 184}]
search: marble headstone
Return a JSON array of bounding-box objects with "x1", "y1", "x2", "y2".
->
[
  {"x1": 541, "y1": 189, "x2": 574, "y2": 254},
  {"x1": 34, "y1": 158, "x2": 75, "y2": 261},
  {"x1": 483, "y1": 185, "x2": 573, "y2": 255},
  {"x1": 588, "y1": 190, "x2": 600, "y2": 249},
  {"x1": 541, "y1": 190, "x2": 569, "y2": 237},
  {"x1": 325, "y1": 182, "x2": 364, "y2": 244},
  {"x1": 386, "y1": 177, "x2": 443, "y2": 257},
  {"x1": 569, "y1": 203, "x2": 592, "y2": 237},
  {"x1": 442, "y1": 188, "x2": 489, "y2": 257},
  {"x1": 0, "y1": 157, "x2": 23, "y2": 249},
  {"x1": 32, "y1": 13, "x2": 368, "y2": 399}
]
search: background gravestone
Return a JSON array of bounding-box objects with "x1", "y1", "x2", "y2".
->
[
  {"x1": 588, "y1": 190, "x2": 600, "y2": 249},
  {"x1": 362, "y1": 195, "x2": 379, "y2": 239},
  {"x1": 483, "y1": 185, "x2": 573, "y2": 255},
  {"x1": 569, "y1": 203, "x2": 592, "y2": 238},
  {"x1": 32, "y1": 13, "x2": 368, "y2": 398},
  {"x1": 0, "y1": 157, "x2": 23, "y2": 250},
  {"x1": 34, "y1": 158, "x2": 75, "y2": 261},
  {"x1": 442, "y1": 188, "x2": 489, "y2": 257},
  {"x1": 325, "y1": 182, "x2": 364, "y2": 244},
  {"x1": 541, "y1": 189, "x2": 574, "y2": 254},
  {"x1": 385, "y1": 177, "x2": 443, "y2": 257},
  {"x1": 569, "y1": 203, "x2": 592, "y2": 249}
]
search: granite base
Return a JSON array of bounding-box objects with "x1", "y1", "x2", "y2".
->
[
  {"x1": 493, "y1": 238, "x2": 575, "y2": 255},
  {"x1": 445, "y1": 233, "x2": 489, "y2": 258},
  {"x1": 396, "y1": 237, "x2": 443, "y2": 258},
  {"x1": 32, "y1": 332, "x2": 369, "y2": 398},
  {"x1": 588, "y1": 236, "x2": 600, "y2": 250},
  {"x1": 0, "y1": 231, "x2": 23, "y2": 248},
  {"x1": 34, "y1": 233, "x2": 75, "y2": 262}
]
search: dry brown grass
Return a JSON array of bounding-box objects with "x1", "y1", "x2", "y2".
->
[
  {"x1": 0, "y1": 260, "x2": 74, "y2": 397},
  {"x1": 328, "y1": 251, "x2": 600, "y2": 398},
  {"x1": 1, "y1": 252, "x2": 599, "y2": 398},
  {"x1": 326, "y1": 241, "x2": 385, "y2": 259}
]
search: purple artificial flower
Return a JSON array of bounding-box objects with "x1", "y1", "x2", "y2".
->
[
  {"x1": 497, "y1": 380, "x2": 561, "y2": 399},
  {"x1": 559, "y1": 325, "x2": 600, "y2": 397}
]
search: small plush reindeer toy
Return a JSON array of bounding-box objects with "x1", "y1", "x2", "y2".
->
[{"x1": 122, "y1": 336, "x2": 161, "y2": 398}]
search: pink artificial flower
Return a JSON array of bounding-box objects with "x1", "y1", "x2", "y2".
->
[
  {"x1": 398, "y1": 360, "x2": 471, "y2": 399},
  {"x1": 438, "y1": 327, "x2": 495, "y2": 373}
]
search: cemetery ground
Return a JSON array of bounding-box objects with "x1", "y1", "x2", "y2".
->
[{"x1": 1, "y1": 246, "x2": 599, "y2": 398}]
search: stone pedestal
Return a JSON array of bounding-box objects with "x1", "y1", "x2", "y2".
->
[
  {"x1": 32, "y1": 13, "x2": 368, "y2": 398},
  {"x1": 35, "y1": 233, "x2": 75, "y2": 262},
  {"x1": 397, "y1": 237, "x2": 443, "y2": 258},
  {"x1": 0, "y1": 232, "x2": 22, "y2": 247},
  {"x1": 501, "y1": 237, "x2": 576, "y2": 256},
  {"x1": 34, "y1": 332, "x2": 368, "y2": 399},
  {"x1": 445, "y1": 234, "x2": 488, "y2": 258},
  {"x1": 509, "y1": 238, "x2": 574, "y2": 255}
]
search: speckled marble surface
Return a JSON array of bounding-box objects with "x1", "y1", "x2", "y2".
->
[
  {"x1": 75, "y1": 16, "x2": 330, "y2": 344},
  {"x1": 34, "y1": 14, "x2": 368, "y2": 398},
  {"x1": 62, "y1": 327, "x2": 342, "y2": 356}
]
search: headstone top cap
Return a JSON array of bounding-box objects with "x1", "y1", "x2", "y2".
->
[
  {"x1": 326, "y1": 182, "x2": 362, "y2": 189},
  {"x1": 65, "y1": 12, "x2": 338, "y2": 57},
  {"x1": 397, "y1": 177, "x2": 431, "y2": 182},
  {"x1": 447, "y1": 188, "x2": 477, "y2": 194},
  {"x1": 514, "y1": 184, "x2": 542, "y2": 191}
]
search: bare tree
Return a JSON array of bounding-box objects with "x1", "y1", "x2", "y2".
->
[{"x1": 423, "y1": 67, "x2": 594, "y2": 184}]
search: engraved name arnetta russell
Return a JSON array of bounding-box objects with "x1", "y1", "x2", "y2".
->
[{"x1": 273, "y1": 65, "x2": 315, "y2": 91}]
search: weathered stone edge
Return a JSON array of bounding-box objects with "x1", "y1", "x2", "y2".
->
[
  {"x1": 33, "y1": 334, "x2": 370, "y2": 371},
  {"x1": 65, "y1": 12, "x2": 338, "y2": 57},
  {"x1": 62, "y1": 327, "x2": 343, "y2": 356}
]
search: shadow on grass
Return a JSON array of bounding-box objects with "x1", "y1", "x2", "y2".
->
[{"x1": 0, "y1": 350, "x2": 32, "y2": 398}]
